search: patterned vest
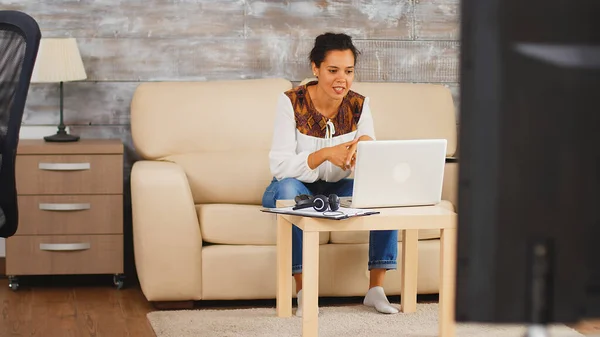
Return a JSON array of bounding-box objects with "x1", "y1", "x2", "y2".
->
[{"x1": 284, "y1": 81, "x2": 366, "y2": 138}]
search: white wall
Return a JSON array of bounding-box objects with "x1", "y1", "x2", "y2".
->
[{"x1": 0, "y1": 126, "x2": 69, "y2": 258}]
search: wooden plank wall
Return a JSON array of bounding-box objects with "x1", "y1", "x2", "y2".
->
[
  {"x1": 8, "y1": 0, "x2": 460, "y2": 148},
  {"x1": 4, "y1": 0, "x2": 460, "y2": 281}
]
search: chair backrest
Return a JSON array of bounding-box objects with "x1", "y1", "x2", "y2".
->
[{"x1": 0, "y1": 11, "x2": 41, "y2": 238}]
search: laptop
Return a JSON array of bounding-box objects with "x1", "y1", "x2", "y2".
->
[{"x1": 339, "y1": 139, "x2": 447, "y2": 209}]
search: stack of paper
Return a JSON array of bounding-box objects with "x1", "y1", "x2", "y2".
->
[{"x1": 261, "y1": 206, "x2": 379, "y2": 220}]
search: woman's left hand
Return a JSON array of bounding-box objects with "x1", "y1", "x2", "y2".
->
[{"x1": 345, "y1": 135, "x2": 372, "y2": 170}]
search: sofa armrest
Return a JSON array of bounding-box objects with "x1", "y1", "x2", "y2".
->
[
  {"x1": 442, "y1": 161, "x2": 459, "y2": 210},
  {"x1": 131, "y1": 160, "x2": 203, "y2": 301}
]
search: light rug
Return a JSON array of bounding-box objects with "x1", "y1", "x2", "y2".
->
[{"x1": 147, "y1": 303, "x2": 585, "y2": 337}]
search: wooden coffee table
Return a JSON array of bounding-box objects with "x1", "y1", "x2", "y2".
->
[{"x1": 275, "y1": 203, "x2": 457, "y2": 337}]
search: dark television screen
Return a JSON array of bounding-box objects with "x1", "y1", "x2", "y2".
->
[{"x1": 456, "y1": 0, "x2": 600, "y2": 324}]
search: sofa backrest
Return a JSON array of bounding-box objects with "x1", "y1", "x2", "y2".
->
[
  {"x1": 131, "y1": 78, "x2": 293, "y2": 159},
  {"x1": 130, "y1": 78, "x2": 457, "y2": 205},
  {"x1": 131, "y1": 78, "x2": 293, "y2": 205},
  {"x1": 349, "y1": 82, "x2": 457, "y2": 157}
]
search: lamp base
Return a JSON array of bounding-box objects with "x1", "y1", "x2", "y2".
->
[{"x1": 44, "y1": 129, "x2": 80, "y2": 142}]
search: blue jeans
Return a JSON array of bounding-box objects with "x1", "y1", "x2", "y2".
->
[{"x1": 262, "y1": 177, "x2": 398, "y2": 274}]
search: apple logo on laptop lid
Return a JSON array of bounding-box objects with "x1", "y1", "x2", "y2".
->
[{"x1": 393, "y1": 163, "x2": 411, "y2": 183}]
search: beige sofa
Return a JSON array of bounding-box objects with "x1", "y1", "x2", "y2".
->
[{"x1": 129, "y1": 78, "x2": 458, "y2": 304}]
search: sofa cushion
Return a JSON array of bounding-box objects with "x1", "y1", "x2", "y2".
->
[
  {"x1": 200, "y1": 239, "x2": 442, "y2": 300},
  {"x1": 167, "y1": 151, "x2": 272, "y2": 205},
  {"x1": 329, "y1": 200, "x2": 454, "y2": 244},
  {"x1": 197, "y1": 204, "x2": 329, "y2": 245}
]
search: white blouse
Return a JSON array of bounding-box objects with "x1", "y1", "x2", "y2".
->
[{"x1": 268, "y1": 90, "x2": 376, "y2": 183}]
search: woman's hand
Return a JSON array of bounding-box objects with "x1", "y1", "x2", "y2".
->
[
  {"x1": 344, "y1": 135, "x2": 372, "y2": 170},
  {"x1": 326, "y1": 138, "x2": 359, "y2": 170}
]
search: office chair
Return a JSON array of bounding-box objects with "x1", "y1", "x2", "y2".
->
[{"x1": 0, "y1": 11, "x2": 41, "y2": 238}]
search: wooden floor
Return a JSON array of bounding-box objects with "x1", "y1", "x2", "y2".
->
[
  {"x1": 0, "y1": 276, "x2": 599, "y2": 337},
  {"x1": 0, "y1": 276, "x2": 156, "y2": 337}
]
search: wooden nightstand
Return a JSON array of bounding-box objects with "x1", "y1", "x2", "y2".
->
[{"x1": 6, "y1": 139, "x2": 125, "y2": 290}]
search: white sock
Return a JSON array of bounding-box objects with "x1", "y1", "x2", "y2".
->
[
  {"x1": 295, "y1": 289, "x2": 321, "y2": 317},
  {"x1": 296, "y1": 289, "x2": 303, "y2": 317},
  {"x1": 363, "y1": 286, "x2": 399, "y2": 314}
]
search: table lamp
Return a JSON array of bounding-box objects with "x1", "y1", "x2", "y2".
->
[{"x1": 30, "y1": 38, "x2": 87, "y2": 142}]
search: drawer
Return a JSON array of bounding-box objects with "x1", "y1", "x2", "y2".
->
[
  {"x1": 16, "y1": 154, "x2": 122, "y2": 195},
  {"x1": 6, "y1": 235, "x2": 123, "y2": 275},
  {"x1": 16, "y1": 195, "x2": 123, "y2": 235}
]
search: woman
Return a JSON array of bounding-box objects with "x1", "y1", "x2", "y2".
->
[{"x1": 262, "y1": 32, "x2": 399, "y2": 316}]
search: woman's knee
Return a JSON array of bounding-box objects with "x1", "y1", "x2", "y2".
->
[
  {"x1": 276, "y1": 178, "x2": 311, "y2": 200},
  {"x1": 262, "y1": 178, "x2": 310, "y2": 207},
  {"x1": 335, "y1": 178, "x2": 354, "y2": 197}
]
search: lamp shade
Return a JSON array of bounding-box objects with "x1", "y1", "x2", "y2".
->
[{"x1": 31, "y1": 38, "x2": 87, "y2": 83}]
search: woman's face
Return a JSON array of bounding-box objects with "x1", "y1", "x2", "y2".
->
[{"x1": 312, "y1": 49, "x2": 355, "y2": 101}]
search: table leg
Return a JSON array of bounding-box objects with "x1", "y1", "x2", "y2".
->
[
  {"x1": 439, "y1": 228, "x2": 457, "y2": 337},
  {"x1": 401, "y1": 229, "x2": 419, "y2": 313},
  {"x1": 276, "y1": 216, "x2": 292, "y2": 317},
  {"x1": 302, "y1": 231, "x2": 320, "y2": 337}
]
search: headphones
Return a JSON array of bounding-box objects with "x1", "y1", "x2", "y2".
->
[{"x1": 293, "y1": 194, "x2": 340, "y2": 212}]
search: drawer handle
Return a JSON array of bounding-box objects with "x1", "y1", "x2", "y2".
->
[
  {"x1": 38, "y1": 163, "x2": 91, "y2": 171},
  {"x1": 39, "y1": 203, "x2": 91, "y2": 211},
  {"x1": 39, "y1": 243, "x2": 91, "y2": 251}
]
